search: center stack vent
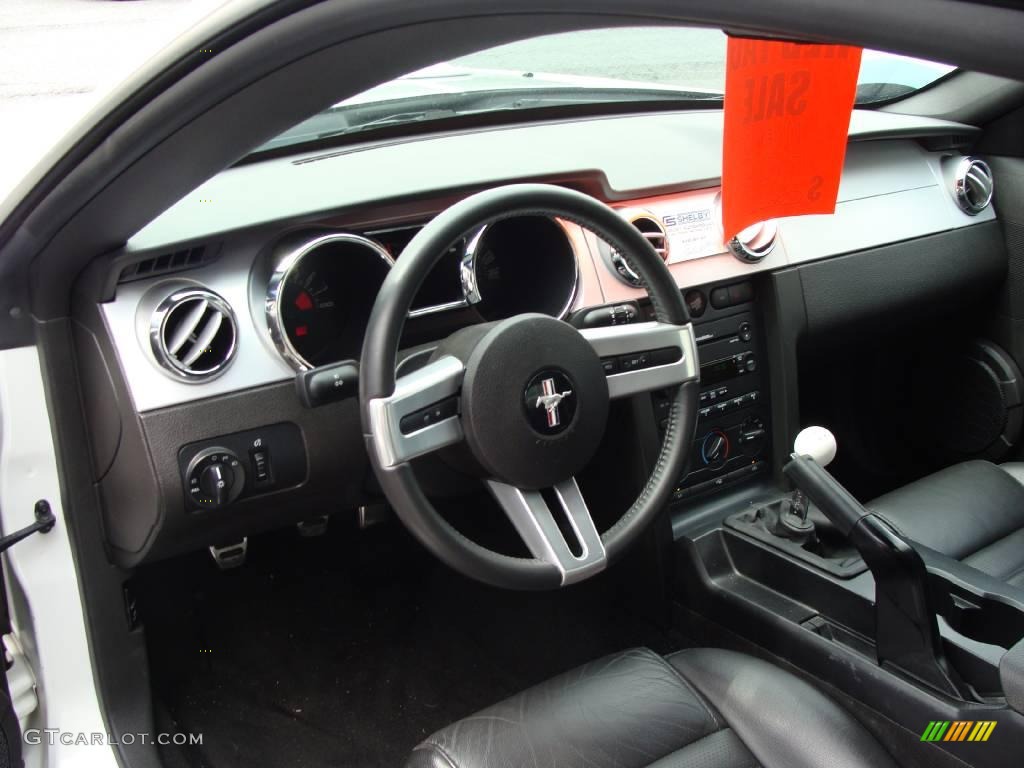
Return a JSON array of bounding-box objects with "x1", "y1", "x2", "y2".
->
[{"x1": 608, "y1": 211, "x2": 670, "y2": 286}]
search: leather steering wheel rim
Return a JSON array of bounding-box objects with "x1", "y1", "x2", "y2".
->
[{"x1": 360, "y1": 183, "x2": 699, "y2": 590}]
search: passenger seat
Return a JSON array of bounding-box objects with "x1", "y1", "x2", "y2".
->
[{"x1": 868, "y1": 460, "x2": 1024, "y2": 589}]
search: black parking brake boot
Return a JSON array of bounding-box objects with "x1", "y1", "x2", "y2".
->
[{"x1": 783, "y1": 453, "x2": 969, "y2": 698}]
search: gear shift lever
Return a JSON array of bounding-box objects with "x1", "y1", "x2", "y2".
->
[
  {"x1": 770, "y1": 427, "x2": 838, "y2": 538},
  {"x1": 783, "y1": 435, "x2": 968, "y2": 697},
  {"x1": 793, "y1": 426, "x2": 837, "y2": 466}
]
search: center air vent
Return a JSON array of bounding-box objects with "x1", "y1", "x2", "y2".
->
[
  {"x1": 150, "y1": 288, "x2": 237, "y2": 381},
  {"x1": 728, "y1": 220, "x2": 778, "y2": 263},
  {"x1": 609, "y1": 211, "x2": 670, "y2": 286},
  {"x1": 951, "y1": 157, "x2": 994, "y2": 215}
]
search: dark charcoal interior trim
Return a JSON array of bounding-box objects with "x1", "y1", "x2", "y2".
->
[
  {"x1": 13, "y1": 3, "x2": 1024, "y2": 768},
  {"x1": 799, "y1": 222, "x2": 1006, "y2": 344}
]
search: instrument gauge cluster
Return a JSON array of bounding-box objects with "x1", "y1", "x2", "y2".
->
[{"x1": 262, "y1": 216, "x2": 580, "y2": 371}]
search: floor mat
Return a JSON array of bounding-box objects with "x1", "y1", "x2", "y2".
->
[{"x1": 140, "y1": 517, "x2": 684, "y2": 768}]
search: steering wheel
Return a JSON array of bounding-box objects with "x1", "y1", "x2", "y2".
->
[{"x1": 359, "y1": 184, "x2": 699, "y2": 590}]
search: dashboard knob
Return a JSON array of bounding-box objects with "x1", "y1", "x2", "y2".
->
[
  {"x1": 185, "y1": 447, "x2": 245, "y2": 509},
  {"x1": 701, "y1": 429, "x2": 730, "y2": 465},
  {"x1": 200, "y1": 462, "x2": 234, "y2": 507}
]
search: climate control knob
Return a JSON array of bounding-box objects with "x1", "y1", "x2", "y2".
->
[
  {"x1": 700, "y1": 429, "x2": 730, "y2": 466},
  {"x1": 186, "y1": 447, "x2": 245, "y2": 510}
]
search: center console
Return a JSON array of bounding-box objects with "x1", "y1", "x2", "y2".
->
[
  {"x1": 672, "y1": 421, "x2": 1024, "y2": 768},
  {"x1": 652, "y1": 280, "x2": 771, "y2": 501}
]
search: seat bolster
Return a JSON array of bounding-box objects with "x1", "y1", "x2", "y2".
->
[
  {"x1": 962, "y1": 527, "x2": 1024, "y2": 588},
  {"x1": 408, "y1": 744, "x2": 457, "y2": 768},
  {"x1": 868, "y1": 460, "x2": 1024, "y2": 559},
  {"x1": 999, "y1": 462, "x2": 1024, "y2": 486},
  {"x1": 667, "y1": 649, "x2": 897, "y2": 768},
  {"x1": 408, "y1": 647, "x2": 721, "y2": 768}
]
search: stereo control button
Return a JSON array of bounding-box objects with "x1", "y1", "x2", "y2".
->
[
  {"x1": 684, "y1": 290, "x2": 707, "y2": 318},
  {"x1": 710, "y1": 287, "x2": 731, "y2": 309},
  {"x1": 399, "y1": 397, "x2": 459, "y2": 435},
  {"x1": 619, "y1": 352, "x2": 650, "y2": 372}
]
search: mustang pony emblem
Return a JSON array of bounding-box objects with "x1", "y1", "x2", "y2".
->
[{"x1": 534, "y1": 378, "x2": 573, "y2": 428}]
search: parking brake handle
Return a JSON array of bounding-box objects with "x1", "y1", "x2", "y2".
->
[{"x1": 784, "y1": 445, "x2": 969, "y2": 698}]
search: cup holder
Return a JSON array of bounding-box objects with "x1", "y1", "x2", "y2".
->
[{"x1": 928, "y1": 572, "x2": 1024, "y2": 650}]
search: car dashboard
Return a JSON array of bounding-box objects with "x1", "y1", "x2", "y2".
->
[{"x1": 74, "y1": 107, "x2": 1003, "y2": 566}]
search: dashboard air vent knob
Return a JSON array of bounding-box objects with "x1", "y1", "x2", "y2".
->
[
  {"x1": 609, "y1": 212, "x2": 670, "y2": 286},
  {"x1": 150, "y1": 288, "x2": 237, "y2": 380},
  {"x1": 951, "y1": 157, "x2": 994, "y2": 215},
  {"x1": 728, "y1": 220, "x2": 778, "y2": 263}
]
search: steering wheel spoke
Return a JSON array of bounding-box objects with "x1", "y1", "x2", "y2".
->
[
  {"x1": 581, "y1": 321, "x2": 699, "y2": 398},
  {"x1": 367, "y1": 356, "x2": 465, "y2": 467},
  {"x1": 486, "y1": 477, "x2": 606, "y2": 586}
]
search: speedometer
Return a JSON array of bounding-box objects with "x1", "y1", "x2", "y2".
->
[
  {"x1": 267, "y1": 233, "x2": 393, "y2": 369},
  {"x1": 462, "y1": 216, "x2": 578, "y2": 321}
]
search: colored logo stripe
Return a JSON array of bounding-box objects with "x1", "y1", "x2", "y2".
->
[{"x1": 920, "y1": 721, "x2": 996, "y2": 742}]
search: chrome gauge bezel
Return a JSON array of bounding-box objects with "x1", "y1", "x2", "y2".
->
[
  {"x1": 265, "y1": 218, "x2": 581, "y2": 372},
  {"x1": 460, "y1": 217, "x2": 580, "y2": 321},
  {"x1": 265, "y1": 232, "x2": 395, "y2": 371}
]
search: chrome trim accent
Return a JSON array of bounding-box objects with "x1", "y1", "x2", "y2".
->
[
  {"x1": 607, "y1": 210, "x2": 670, "y2": 287},
  {"x1": 486, "y1": 477, "x2": 606, "y2": 586},
  {"x1": 148, "y1": 287, "x2": 237, "y2": 382},
  {"x1": 728, "y1": 220, "x2": 778, "y2": 263},
  {"x1": 460, "y1": 227, "x2": 486, "y2": 305},
  {"x1": 367, "y1": 356, "x2": 465, "y2": 468},
  {"x1": 953, "y1": 157, "x2": 994, "y2": 215},
  {"x1": 460, "y1": 217, "x2": 579, "y2": 320},
  {"x1": 208, "y1": 538, "x2": 248, "y2": 569},
  {"x1": 265, "y1": 232, "x2": 394, "y2": 371},
  {"x1": 363, "y1": 221, "x2": 469, "y2": 319},
  {"x1": 408, "y1": 298, "x2": 469, "y2": 318},
  {"x1": 582, "y1": 321, "x2": 699, "y2": 399}
]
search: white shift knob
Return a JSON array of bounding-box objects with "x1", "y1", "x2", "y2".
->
[{"x1": 793, "y1": 426, "x2": 837, "y2": 467}]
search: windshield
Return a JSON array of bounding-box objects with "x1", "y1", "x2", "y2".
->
[{"x1": 257, "y1": 27, "x2": 955, "y2": 154}]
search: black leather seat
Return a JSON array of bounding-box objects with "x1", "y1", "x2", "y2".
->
[
  {"x1": 869, "y1": 460, "x2": 1024, "y2": 589},
  {"x1": 407, "y1": 647, "x2": 896, "y2": 768}
]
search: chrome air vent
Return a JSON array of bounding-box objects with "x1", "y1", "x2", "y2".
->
[
  {"x1": 150, "y1": 288, "x2": 237, "y2": 381},
  {"x1": 952, "y1": 157, "x2": 994, "y2": 215},
  {"x1": 609, "y1": 211, "x2": 670, "y2": 286},
  {"x1": 728, "y1": 220, "x2": 778, "y2": 263}
]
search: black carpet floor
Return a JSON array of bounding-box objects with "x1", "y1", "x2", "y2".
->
[{"x1": 140, "y1": 515, "x2": 685, "y2": 768}]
